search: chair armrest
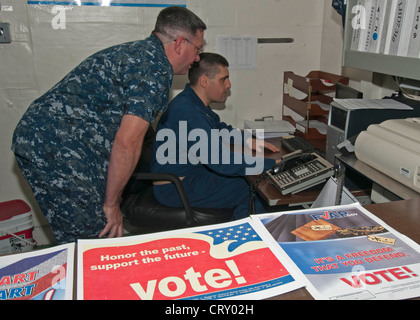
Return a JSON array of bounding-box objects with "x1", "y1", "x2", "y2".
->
[{"x1": 131, "y1": 172, "x2": 194, "y2": 225}]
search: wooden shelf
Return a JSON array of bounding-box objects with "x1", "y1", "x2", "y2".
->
[
  {"x1": 282, "y1": 70, "x2": 349, "y2": 140},
  {"x1": 284, "y1": 71, "x2": 348, "y2": 93},
  {"x1": 283, "y1": 93, "x2": 332, "y2": 118}
]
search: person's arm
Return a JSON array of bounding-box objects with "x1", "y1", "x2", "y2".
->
[
  {"x1": 99, "y1": 114, "x2": 149, "y2": 238},
  {"x1": 186, "y1": 112, "x2": 276, "y2": 176},
  {"x1": 212, "y1": 112, "x2": 280, "y2": 153},
  {"x1": 247, "y1": 137, "x2": 280, "y2": 153}
]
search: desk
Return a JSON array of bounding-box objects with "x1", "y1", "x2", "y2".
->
[
  {"x1": 248, "y1": 137, "x2": 367, "y2": 207},
  {"x1": 247, "y1": 137, "x2": 323, "y2": 206},
  {"x1": 268, "y1": 198, "x2": 420, "y2": 300}
]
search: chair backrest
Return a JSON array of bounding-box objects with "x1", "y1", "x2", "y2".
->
[{"x1": 123, "y1": 126, "x2": 155, "y2": 194}]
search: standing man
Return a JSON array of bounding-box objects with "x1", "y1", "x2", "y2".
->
[
  {"x1": 11, "y1": 6, "x2": 206, "y2": 244},
  {"x1": 152, "y1": 53, "x2": 279, "y2": 220}
]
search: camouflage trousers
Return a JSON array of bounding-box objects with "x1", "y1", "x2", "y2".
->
[{"x1": 15, "y1": 155, "x2": 107, "y2": 244}]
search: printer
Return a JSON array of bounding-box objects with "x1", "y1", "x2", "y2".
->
[
  {"x1": 355, "y1": 118, "x2": 420, "y2": 194},
  {"x1": 327, "y1": 99, "x2": 420, "y2": 163}
]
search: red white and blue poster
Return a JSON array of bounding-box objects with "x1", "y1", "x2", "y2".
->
[
  {"x1": 252, "y1": 203, "x2": 420, "y2": 300},
  {"x1": 77, "y1": 218, "x2": 304, "y2": 300},
  {"x1": 0, "y1": 243, "x2": 75, "y2": 300}
]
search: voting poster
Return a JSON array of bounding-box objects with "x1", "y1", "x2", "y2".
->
[
  {"x1": 252, "y1": 203, "x2": 420, "y2": 300},
  {"x1": 0, "y1": 243, "x2": 75, "y2": 300},
  {"x1": 77, "y1": 218, "x2": 304, "y2": 300}
]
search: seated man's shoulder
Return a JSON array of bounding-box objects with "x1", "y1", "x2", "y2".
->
[
  {"x1": 170, "y1": 90, "x2": 191, "y2": 106},
  {"x1": 169, "y1": 96, "x2": 200, "y2": 116}
]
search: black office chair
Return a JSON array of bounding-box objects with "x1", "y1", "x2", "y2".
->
[{"x1": 120, "y1": 127, "x2": 234, "y2": 234}]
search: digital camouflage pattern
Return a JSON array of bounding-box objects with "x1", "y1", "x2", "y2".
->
[{"x1": 12, "y1": 34, "x2": 173, "y2": 244}]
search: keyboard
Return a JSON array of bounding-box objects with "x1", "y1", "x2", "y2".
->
[
  {"x1": 281, "y1": 136, "x2": 326, "y2": 158},
  {"x1": 281, "y1": 136, "x2": 315, "y2": 153}
]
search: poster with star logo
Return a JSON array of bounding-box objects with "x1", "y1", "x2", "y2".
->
[
  {"x1": 252, "y1": 203, "x2": 420, "y2": 300},
  {"x1": 77, "y1": 218, "x2": 304, "y2": 300}
]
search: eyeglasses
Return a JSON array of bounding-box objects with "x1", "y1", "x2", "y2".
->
[{"x1": 184, "y1": 38, "x2": 204, "y2": 55}]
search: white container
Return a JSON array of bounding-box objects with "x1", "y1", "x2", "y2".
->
[{"x1": 0, "y1": 200, "x2": 36, "y2": 255}]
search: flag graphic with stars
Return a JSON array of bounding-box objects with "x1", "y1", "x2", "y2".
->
[
  {"x1": 79, "y1": 218, "x2": 301, "y2": 300},
  {"x1": 196, "y1": 223, "x2": 262, "y2": 252}
]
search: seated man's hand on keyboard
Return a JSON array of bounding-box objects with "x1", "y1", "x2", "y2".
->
[{"x1": 247, "y1": 138, "x2": 280, "y2": 153}]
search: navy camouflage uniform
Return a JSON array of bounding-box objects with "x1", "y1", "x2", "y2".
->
[{"x1": 11, "y1": 34, "x2": 173, "y2": 244}]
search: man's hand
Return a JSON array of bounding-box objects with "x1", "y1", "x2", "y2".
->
[
  {"x1": 247, "y1": 137, "x2": 280, "y2": 153},
  {"x1": 261, "y1": 140, "x2": 280, "y2": 153},
  {"x1": 100, "y1": 202, "x2": 124, "y2": 239}
]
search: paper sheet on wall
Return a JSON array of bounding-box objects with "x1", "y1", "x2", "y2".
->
[{"x1": 216, "y1": 35, "x2": 258, "y2": 70}]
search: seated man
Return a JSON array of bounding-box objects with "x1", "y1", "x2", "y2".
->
[{"x1": 151, "y1": 52, "x2": 279, "y2": 220}]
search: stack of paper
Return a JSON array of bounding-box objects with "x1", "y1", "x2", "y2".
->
[
  {"x1": 333, "y1": 98, "x2": 413, "y2": 110},
  {"x1": 296, "y1": 120, "x2": 327, "y2": 135},
  {"x1": 244, "y1": 120, "x2": 295, "y2": 139}
]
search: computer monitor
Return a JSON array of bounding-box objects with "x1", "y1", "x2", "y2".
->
[{"x1": 335, "y1": 82, "x2": 363, "y2": 99}]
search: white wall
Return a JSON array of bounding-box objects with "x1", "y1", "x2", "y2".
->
[
  {"x1": 0, "y1": 0, "x2": 344, "y2": 245},
  {"x1": 203, "y1": 0, "x2": 326, "y2": 126}
]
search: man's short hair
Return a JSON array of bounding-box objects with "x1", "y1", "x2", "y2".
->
[
  {"x1": 153, "y1": 6, "x2": 207, "y2": 41},
  {"x1": 188, "y1": 52, "x2": 229, "y2": 85}
]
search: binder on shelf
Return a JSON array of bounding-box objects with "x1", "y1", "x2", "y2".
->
[
  {"x1": 359, "y1": 0, "x2": 377, "y2": 52},
  {"x1": 407, "y1": 0, "x2": 420, "y2": 58},
  {"x1": 349, "y1": 0, "x2": 420, "y2": 57},
  {"x1": 397, "y1": 0, "x2": 417, "y2": 57},
  {"x1": 383, "y1": 0, "x2": 402, "y2": 55},
  {"x1": 344, "y1": 0, "x2": 420, "y2": 80},
  {"x1": 369, "y1": 0, "x2": 392, "y2": 53},
  {"x1": 350, "y1": 0, "x2": 364, "y2": 51}
]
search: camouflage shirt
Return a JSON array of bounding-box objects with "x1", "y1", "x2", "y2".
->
[{"x1": 12, "y1": 33, "x2": 173, "y2": 177}]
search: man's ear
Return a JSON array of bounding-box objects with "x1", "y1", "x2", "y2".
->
[
  {"x1": 199, "y1": 75, "x2": 209, "y2": 88},
  {"x1": 173, "y1": 37, "x2": 184, "y2": 55}
]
